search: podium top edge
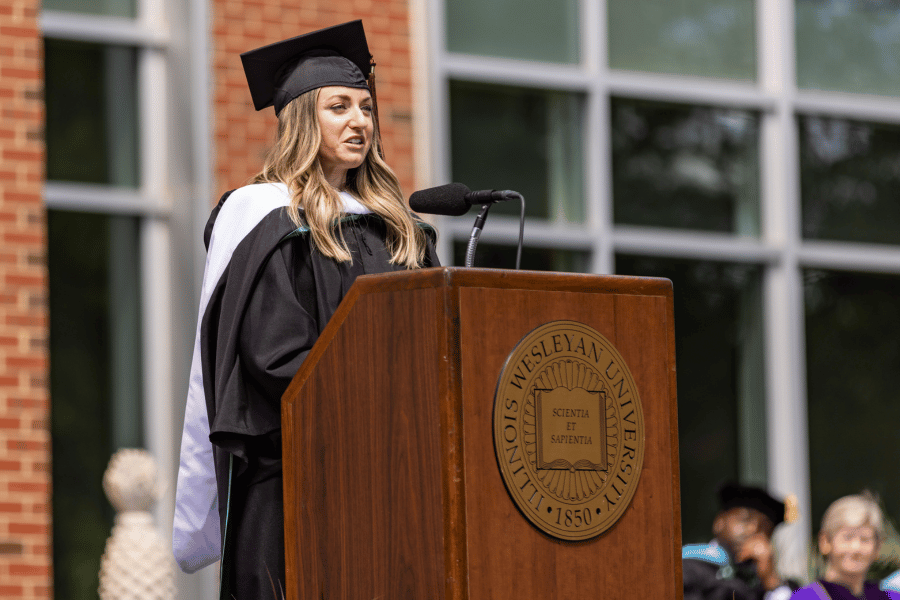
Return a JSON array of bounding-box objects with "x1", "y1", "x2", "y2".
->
[
  {"x1": 353, "y1": 267, "x2": 673, "y2": 297},
  {"x1": 283, "y1": 266, "x2": 675, "y2": 404}
]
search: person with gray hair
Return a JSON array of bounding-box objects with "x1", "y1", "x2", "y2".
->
[{"x1": 791, "y1": 492, "x2": 900, "y2": 600}]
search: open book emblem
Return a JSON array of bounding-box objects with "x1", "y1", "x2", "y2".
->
[{"x1": 535, "y1": 387, "x2": 608, "y2": 472}]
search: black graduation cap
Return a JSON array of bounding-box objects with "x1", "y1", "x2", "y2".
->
[
  {"x1": 718, "y1": 482, "x2": 786, "y2": 527},
  {"x1": 240, "y1": 20, "x2": 372, "y2": 115}
]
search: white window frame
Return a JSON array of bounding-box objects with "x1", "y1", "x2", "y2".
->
[
  {"x1": 423, "y1": 0, "x2": 900, "y2": 578},
  {"x1": 41, "y1": 3, "x2": 173, "y2": 469},
  {"x1": 41, "y1": 1, "x2": 219, "y2": 597}
]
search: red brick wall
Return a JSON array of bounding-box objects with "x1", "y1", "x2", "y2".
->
[
  {"x1": 0, "y1": 0, "x2": 50, "y2": 598},
  {"x1": 212, "y1": 1, "x2": 415, "y2": 201}
]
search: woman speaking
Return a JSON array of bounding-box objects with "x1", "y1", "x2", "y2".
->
[{"x1": 172, "y1": 20, "x2": 439, "y2": 599}]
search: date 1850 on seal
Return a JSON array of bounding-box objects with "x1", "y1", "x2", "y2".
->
[{"x1": 492, "y1": 321, "x2": 645, "y2": 541}]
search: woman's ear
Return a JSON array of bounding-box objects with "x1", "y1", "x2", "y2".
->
[{"x1": 819, "y1": 532, "x2": 832, "y2": 557}]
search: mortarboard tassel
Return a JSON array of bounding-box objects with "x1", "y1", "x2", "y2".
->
[
  {"x1": 367, "y1": 56, "x2": 385, "y2": 160},
  {"x1": 784, "y1": 494, "x2": 800, "y2": 524}
]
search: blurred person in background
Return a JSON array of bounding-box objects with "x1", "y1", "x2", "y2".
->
[
  {"x1": 683, "y1": 482, "x2": 799, "y2": 600},
  {"x1": 792, "y1": 492, "x2": 900, "y2": 600}
]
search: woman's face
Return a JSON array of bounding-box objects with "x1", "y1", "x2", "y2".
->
[
  {"x1": 821, "y1": 525, "x2": 880, "y2": 579},
  {"x1": 316, "y1": 86, "x2": 374, "y2": 184}
]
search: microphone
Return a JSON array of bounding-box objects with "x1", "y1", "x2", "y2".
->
[
  {"x1": 409, "y1": 182, "x2": 527, "y2": 270},
  {"x1": 409, "y1": 183, "x2": 470, "y2": 216},
  {"x1": 409, "y1": 183, "x2": 519, "y2": 216}
]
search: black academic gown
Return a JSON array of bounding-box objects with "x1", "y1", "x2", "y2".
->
[{"x1": 200, "y1": 191, "x2": 439, "y2": 600}]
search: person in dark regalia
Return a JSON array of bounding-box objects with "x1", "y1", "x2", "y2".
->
[
  {"x1": 683, "y1": 482, "x2": 799, "y2": 600},
  {"x1": 792, "y1": 492, "x2": 900, "y2": 600},
  {"x1": 171, "y1": 20, "x2": 439, "y2": 599}
]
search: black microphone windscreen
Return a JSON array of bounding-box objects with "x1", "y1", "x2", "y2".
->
[{"x1": 409, "y1": 183, "x2": 471, "y2": 216}]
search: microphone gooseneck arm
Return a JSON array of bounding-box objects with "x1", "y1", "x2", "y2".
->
[
  {"x1": 463, "y1": 192, "x2": 525, "y2": 270},
  {"x1": 407, "y1": 183, "x2": 525, "y2": 269},
  {"x1": 465, "y1": 204, "x2": 492, "y2": 268},
  {"x1": 464, "y1": 192, "x2": 524, "y2": 269}
]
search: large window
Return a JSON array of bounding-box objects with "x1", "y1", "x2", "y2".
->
[
  {"x1": 611, "y1": 98, "x2": 760, "y2": 235},
  {"x1": 799, "y1": 116, "x2": 900, "y2": 245},
  {"x1": 446, "y1": 0, "x2": 579, "y2": 63},
  {"x1": 795, "y1": 0, "x2": 900, "y2": 97},
  {"x1": 433, "y1": 0, "x2": 900, "y2": 576},
  {"x1": 616, "y1": 256, "x2": 765, "y2": 544},
  {"x1": 45, "y1": 39, "x2": 139, "y2": 187},
  {"x1": 48, "y1": 212, "x2": 142, "y2": 598},
  {"x1": 450, "y1": 81, "x2": 585, "y2": 223},
  {"x1": 42, "y1": 2, "x2": 172, "y2": 596},
  {"x1": 804, "y1": 269, "x2": 900, "y2": 544},
  {"x1": 608, "y1": 0, "x2": 756, "y2": 80}
]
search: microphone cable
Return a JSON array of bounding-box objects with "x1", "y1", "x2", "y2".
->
[{"x1": 514, "y1": 192, "x2": 524, "y2": 270}]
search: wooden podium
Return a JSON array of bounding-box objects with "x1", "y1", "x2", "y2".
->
[{"x1": 282, "y1": 267, "x2": 682, "y2": 599}]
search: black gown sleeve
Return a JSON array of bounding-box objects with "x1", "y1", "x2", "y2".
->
[{"x1": 238, "y1": 236, "x2": 319, "y2": 408}]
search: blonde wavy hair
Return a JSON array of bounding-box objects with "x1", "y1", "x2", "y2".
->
[{"x1": 252, "y1": 88, "x2": 429, "y2": 268}]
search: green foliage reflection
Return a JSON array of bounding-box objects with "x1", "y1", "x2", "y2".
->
[
  {"x1": 617, "y1": 255, "x2": 764, "y2": 545},
  {"x1": 612, "y1": 98, "x2": 760, "y2": 235},
  {"x1": 804, "y1": 269, "x2": 900, "y2": 547}
]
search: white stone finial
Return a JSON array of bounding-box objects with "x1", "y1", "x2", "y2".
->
[
  {"x1": 102, "y1": 448, "x2": 160, "y2": 512},
  {"x1": 99, "y1": 449, "x2": 176, "y2": 600}
]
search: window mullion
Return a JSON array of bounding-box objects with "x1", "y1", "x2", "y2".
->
[
  {"x1": 136, "y1": 0, "x2": 176, "y2": 546},
  {"x1": 430, "y1": 0, "x2": 453, "y2": 263},
  {"x1": 138, "y1": 47, "x2": 168, "y2": 203},
  {"x1": 758, "y1": 0, "x2": 811, "y2": 580},
  {"x1": 139, "y1": 218, "x2": 175, "y2": 540},
  {"x1": 583, "y1": 0, "x2": 612, "y2": 274}
]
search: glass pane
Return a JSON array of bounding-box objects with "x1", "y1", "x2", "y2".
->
[
  {"x1": 453, "y1": 241, "x2": 590, "y2": 272},
  {"x1": 612, "y1": 98, "x2": 761, "y2": 235},
  {"x1": 608, "y1": 0, "x2": 756, "y2": 80},
  {"x1": 800, "y1": 115, "x2": 900, "y2": 244},
  {"x1": 450, "y1": 81, "x2": 585, "y2": 223},
  {"x1": 43, "y1": 0, "x2": 136, "y2": 18},
  {"x1": 446, "y1": 0, "x2": 579, "y2": 63},
  {"x1": 45, "y1": 39, "x2": 139, "y2": 187},
  {"x1": 616, "y1": 256, "x2": 765, "y2": 545},
  {"x1": 49, "y1": 210, "x2": 143, "y2": 599},
  {"x1": 796, "y1": 0, "x2": 900, "y2": 96},
  {"x1": 805, "y1": 269, "x2": 900, "y2": 568}
]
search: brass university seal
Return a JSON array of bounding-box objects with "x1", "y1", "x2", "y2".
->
[{"x1": 492, "y1": 321, "x2": 645, "y2": 541}]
